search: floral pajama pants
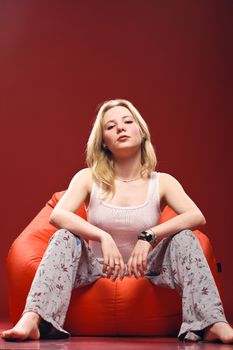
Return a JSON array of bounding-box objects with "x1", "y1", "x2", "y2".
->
[{"x1": 23, "y1": 229, "x2": 227, "y2": 341}]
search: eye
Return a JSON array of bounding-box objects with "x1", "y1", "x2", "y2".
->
[
  {"x1": 106, "y1": 124, "x2": 115, "y2": 130},
  {"x1": 125, "y1": 120, "x2": 133, "y2": 124}
]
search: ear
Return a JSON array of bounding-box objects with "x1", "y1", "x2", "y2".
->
[
  {"x1": 139, "y1": 127, "x2": 146, "y2": 139},
  {"x1": 102, "y1": 143, "x2": 110, "y2": 152},
  {"x1": 142, "y1": 135, "x2": 147, "y2": 142}
]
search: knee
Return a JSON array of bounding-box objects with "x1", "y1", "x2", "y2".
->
[
  {"x1": 50, "y1": 229, "x2": 79, "y2": 246},
  {"x1": 171, "y1": 229, "x2": 196, "y2": 246}
]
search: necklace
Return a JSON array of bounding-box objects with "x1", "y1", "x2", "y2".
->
[{"x1": 115, "y1": 176, "x2": 141, "y2": 183}]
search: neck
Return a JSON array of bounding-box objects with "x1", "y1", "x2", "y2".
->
[{"x1": 113, "y1": 153, "x2": 142, "y2": 181}]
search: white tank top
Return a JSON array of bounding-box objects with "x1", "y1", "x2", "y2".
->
[{"x1": 87, "y1": 171, "x2": 161, "y2": 262}]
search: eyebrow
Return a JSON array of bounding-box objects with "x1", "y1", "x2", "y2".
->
[{"x1": 104, "y1": 115, "x2": 133, "y2": 126}]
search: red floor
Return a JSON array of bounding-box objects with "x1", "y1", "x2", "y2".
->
[{"x1": 0, "y1": 321, "x2": 232, "y2": 350}]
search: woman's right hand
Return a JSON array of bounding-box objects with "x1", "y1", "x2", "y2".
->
[{"x1": 100, "y1": 234, "x2": 125, "y2": 281}]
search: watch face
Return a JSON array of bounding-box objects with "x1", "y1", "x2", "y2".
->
[
  {"x1": 140, "y1": 231, "x2": 152, "y2": 241},
  {"x1": 145, "y1": 233, "x2": 152, "y2": 241},
  {"x1": 138, "y1": 231, "x2": 157, "y2": 244}
]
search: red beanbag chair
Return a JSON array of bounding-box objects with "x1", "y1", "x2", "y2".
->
[{"x1": 7, "y1": 191, "x2": 222, "y2": 336}]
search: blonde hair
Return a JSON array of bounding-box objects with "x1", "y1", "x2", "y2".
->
[{"x1": 86, "y1": 99, "x2": 157, "y2": 194}]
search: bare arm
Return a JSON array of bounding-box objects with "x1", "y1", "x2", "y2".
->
[
  {"x1": 49, "y1": 168, "x2": 107, "y2": 242},
  {"x1": 127, "y1": 172, "x2": 206, "y2": 277},
  {"x1": 50, "y1": 168, "x2": 125, "y2": 279},
  {"x1": 150, "y1": 173, "x2": 206, "y2": 239}
]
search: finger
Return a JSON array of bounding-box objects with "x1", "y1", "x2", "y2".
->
[
  {"x1": 111, "y1": 258, "x2": 120, "y2": 280},
  {"x1": 127, "y1": 257, "x2": 133, "y2": 276},
  {"x1": 142, "y1": 253, "x2": 148, "y2": 271},
  {"x1": 140, "y1": 253, "x2": 147, "y2": 276},
  {"x1": 102, "y1": 257, "x2": 109, "y2": 274},
  {"x1": 131, "y1": 255, "x2": 140, "y2": 279},
  {"x1": 119, "y1": 259, "x2": 126, "y2": 280},
  {"x1": 107, "y1": 256, "x2": 114, "y2": 278},
  {"x1": 116, "y1": 257, "x2": 125, "y2": 280},
  {"x1": 136, "y1": 260, "x2": 144, "y2": 277},
  {"x1": 134, "y1": 253, "x2": 145, "y2": 277},
  {"x1": 111, "y1": 264, "x2": 121, "y2": 281},
  {"x1": 114, "y1": 256, "x2": 125, "y2": 280}
]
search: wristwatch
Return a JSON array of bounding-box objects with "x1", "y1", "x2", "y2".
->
[{"x1": 137, "y1": 231, "x2": 158, "y2": 246}]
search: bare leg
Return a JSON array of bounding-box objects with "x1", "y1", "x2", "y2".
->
[
  {"x1": 1, "y1": 312, "x2": 40, "y2": 341},
  {"x1": 204, "y1": 322, "x2": 233, "y2": 344}
]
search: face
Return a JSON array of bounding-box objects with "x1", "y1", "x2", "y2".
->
[{"x1": 102, "y1": 106, "x2": 143, "y2": 156}]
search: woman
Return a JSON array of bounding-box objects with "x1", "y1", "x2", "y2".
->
[{"x1": 2, "y1": 99, "x2": 233, "y2": 343}]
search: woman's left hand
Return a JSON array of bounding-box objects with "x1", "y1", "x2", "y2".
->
[{"x1": 127, "y1": 240, "x2": 152, "y2": 278}]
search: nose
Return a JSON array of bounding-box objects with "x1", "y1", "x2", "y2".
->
[{"x1": 116, "y1": 123, "x2": 126, "y2": 133}]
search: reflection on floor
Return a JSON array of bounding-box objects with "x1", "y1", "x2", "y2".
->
[{"x1": 0, "y1": 321, "x2": 232, "y2": 350}]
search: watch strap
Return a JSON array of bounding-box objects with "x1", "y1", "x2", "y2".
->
[{"x1": 137, "y1": 231, "x2": 157, "y2": 245}]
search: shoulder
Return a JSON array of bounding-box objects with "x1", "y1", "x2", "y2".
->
[
  {"x1": 71, "y1": 167, "x2": 92, "y2": 180},
  {"x1": 69, "y1": 168, "x2": 93, "y2": 193},
  {"x1": 158, "y1": 172, "x2": 184, "y2": 195},
  {"x1": 159, "y1": 172, "x2": 180, "y2": 184}
]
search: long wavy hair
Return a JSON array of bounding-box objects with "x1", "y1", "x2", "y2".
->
[{"x1": 86, "y1": 99, "x2": 157, "y2": 194}]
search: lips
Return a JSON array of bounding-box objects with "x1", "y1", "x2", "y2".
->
[{"x1": 117, "y1": 135, "x2": 129, "y2": 142}]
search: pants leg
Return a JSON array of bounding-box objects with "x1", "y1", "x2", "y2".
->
[
  {"x1": 145, "y1": 229, "x2": 227, "y2": 341},
  {"x1": 23, "y1": 229, "x2": 103, "y2": 338}
]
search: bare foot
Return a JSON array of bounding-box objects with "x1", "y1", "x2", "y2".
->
[
  {"x1": 1, "y1": 312, "x2": 41, "y2": 341},
  {"x1": 204, "y1": 322, "x2": 233, "y2": 344}
]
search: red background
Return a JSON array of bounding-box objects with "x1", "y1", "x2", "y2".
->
[{"x1": 0, "y1": 1, "x2": 232, "y2": 322}]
